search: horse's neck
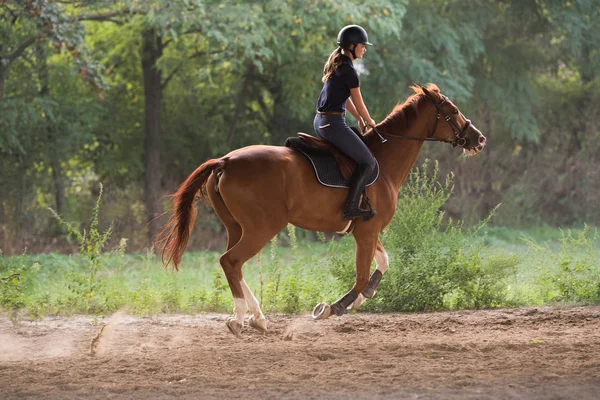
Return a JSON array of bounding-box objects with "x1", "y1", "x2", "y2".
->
[{"x1": 371, "y1": 103, "x2": 434, "y2": 191}]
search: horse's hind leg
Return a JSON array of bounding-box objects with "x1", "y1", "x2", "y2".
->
[
  {"x1": 207, "y1": 173, "x2": 242, "y2": 251},
  {"x1": 207, "y1": 170, "x2": 286, "y2": 335},
  {"x1": 219, "y1": 227, "x2": 283, "y2": 335},
  {"x1": 241, "y1": 278, "x2": 267, "y2": 332},
  {"x1": 207, "y1": 173, "x2": 246, "y2": 335}
]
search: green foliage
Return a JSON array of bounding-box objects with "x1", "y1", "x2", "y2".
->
[
  {"x1": 379, "y1": 162, "x2": 518, "y2": 311},
  {"x1": 127, "y1": 277, "x2": 161, "y2": 316},
  {"x1": 1, "y1": 2, "x2": 600, "y2": 317},
  {"x1": 262, "y1": 235, "x2": 282, "y2": 311},
  {"x1": 444, "y1": 249, "x2": 521, "y2": 309},
  {"x1": 0, "y1": 0, "x2": 107, "y2": 98},
  {"x1": 46, "y1": 183, "x2": 117, "y2": 313},
  {"x1": 211, "y1": 270, "x2": 229, "y2": 312},
  {"x1": 329, "y1": 161, "x2": 520, "y2": 312},
  {"x1": 0, "y1": 262, "x2": 32, "y2": 323},
  {"x1": 1, "y1": 223, "x2": 599, "y2": 319},
  {"x1": 528, "y1": 225, "x2": 600, "y2": 304},
  {"x1": 161, "y1": 273, "x2": 181, "y2": 313},
  {"x1": 2, "y1": 0, "x2": 600, "y2": 250},
  {"x1": 183, "y1": 289, "x2": 208, "y2": 313}
]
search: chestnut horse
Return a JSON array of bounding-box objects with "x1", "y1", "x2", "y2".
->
[{"x1": 157, "y1": 84, "x2": 486, "y2": 335}]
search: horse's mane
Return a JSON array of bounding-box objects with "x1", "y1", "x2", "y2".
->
[{"x1": 363, "y1": 83, "x2": 440, "y2": 144}]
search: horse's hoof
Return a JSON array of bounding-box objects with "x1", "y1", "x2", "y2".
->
[
  {"x1": 226, "y1": 319, "x2": 243, "y2": 337},
  {"x1": 312, "y1": 303, "x2": 331, "y2": 320},
  {"x1": 249, "y1": 315, "x2": 268, "y2": 332}
]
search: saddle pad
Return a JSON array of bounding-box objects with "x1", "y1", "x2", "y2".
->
[{"x1": 284, "y1": 137, "x2": 379, "y2": 189}]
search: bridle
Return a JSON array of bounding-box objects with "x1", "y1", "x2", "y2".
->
[{"x1": 368, "y1": 93, "x2": 473, "y2": 148}]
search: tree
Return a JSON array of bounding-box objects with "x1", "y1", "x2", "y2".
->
[{"x1": 0, "y1": 0, "x2": 110, "y2": 249}]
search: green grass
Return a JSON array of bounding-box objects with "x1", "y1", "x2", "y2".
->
[
  {"x1": 0, "y1": 235, "x2": 344, "y2": 321},
  {"x1": 2, "y1": 164, "x2": 599, "y2": 321},
  {"x1": 2, "y1": 225, "x2": 599, "y2": 322},
  {"x1": 476, "y1": 225, "x2": 600, "y2": 306}
]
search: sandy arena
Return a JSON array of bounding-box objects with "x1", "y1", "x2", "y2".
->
[{"x1": 1, "y1": 306, "x2": 599, "y2": 399}]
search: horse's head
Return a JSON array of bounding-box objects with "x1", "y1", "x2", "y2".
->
[{"x1": 420, "y1": 85, "x2": 486, "y2": 156}]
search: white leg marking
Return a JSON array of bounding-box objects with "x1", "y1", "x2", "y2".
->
[
  {"x1": 352, "y1": 246, "x2": 389, "y2": 312},
  {"x1": 241, "y1": 279, "x2": 265, "y2": 320},
  {"x1": 241, "y1": 279, "x2": 267, "y2": 331},
  {"x1": 233, "y1": 297, "x2": 247, "y2": 324},
  {"x1": 375, "y1": 247, "x2": 389, "y2": 274},
  {"x1": 350, "y1": 293, "x2": 367, "y2": 310}
]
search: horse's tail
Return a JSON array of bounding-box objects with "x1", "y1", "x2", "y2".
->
[{"x1": 156, "y1": 158, "x2": 226, "y2": 271}]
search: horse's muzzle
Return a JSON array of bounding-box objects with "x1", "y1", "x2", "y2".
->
[{"x1": 463, "y1": 126, "x2": 486, "y2": 156}]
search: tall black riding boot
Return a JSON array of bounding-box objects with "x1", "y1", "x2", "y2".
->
[{"x1": 343, "y1": 164, "x2": 376, "y2": 221}]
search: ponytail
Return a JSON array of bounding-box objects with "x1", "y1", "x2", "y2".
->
[{"x1": 322, "y1": 47, "x2": 344, "y2": 82}]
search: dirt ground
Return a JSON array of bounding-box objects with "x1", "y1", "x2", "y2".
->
[{"x1": 1, "y1": 306, "x2": 599, "y2": 399}]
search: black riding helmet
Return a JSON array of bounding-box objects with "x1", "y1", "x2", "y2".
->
[{"x1": 337, "y1": 25, "x2": 372, "y2": 58}]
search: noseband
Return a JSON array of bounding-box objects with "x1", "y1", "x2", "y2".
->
[{"x1": 370, "y1": 94, "x2": 472, "y2": 148}]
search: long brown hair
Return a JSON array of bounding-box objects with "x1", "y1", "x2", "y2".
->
[{"x1": 322, "y1": 47, "x2": 344, "y2": 82}]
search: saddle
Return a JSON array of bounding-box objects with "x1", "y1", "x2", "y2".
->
[{"x1": 284, "y1": 130, "x2": 379, "y2": 189}]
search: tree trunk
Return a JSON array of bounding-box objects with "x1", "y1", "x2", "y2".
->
[
  {"x1": 51, "y1": 155, "x2": 66, "y2": 213},
  {"x1": 481, "y1": 100, "x2": 494, "y2": 220},
  {"x1": 267, "y1": 82, "x2": 295, "y2": 145},
  {"x1": 0, "y1": 65, "x2": 6, "y2": 102},
  {"x1": 579, "y1": 42, "x2": 593, "y2": 85},
  {"x1": 141, "y1": 30, "x2": 164, "y2": 243},
  {"x1": 227, "y1": 65, "x2": 253, "y2": 148},
  {"x1": 36, "y1": 44, "x2": 66, "y2": 214}
]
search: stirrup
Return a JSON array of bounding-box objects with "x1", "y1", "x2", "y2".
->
[
  {"x1": 343, "y1": 206, "x2": 376, "y2": 221},
  {"x1": 344, "y1": 193, "x2": 376, "y2": 221}
]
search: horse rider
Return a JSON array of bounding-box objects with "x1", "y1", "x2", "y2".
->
[{"x1": 313, "y1": 24, "x2": 377, "y2": 221}]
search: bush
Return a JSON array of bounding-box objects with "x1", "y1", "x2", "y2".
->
[
  {"x1": 528, "y1": 225, "x2": 600, "y2": 304},
  {"x1": 0, "y1": 261, "x2": 33, "y2": 322},
  {"x1": 49, "y1": 183, "x2": 114, "y2": 313},
  {"x1": 329, "y1": 160, "x2": 519, "y2": 312}
]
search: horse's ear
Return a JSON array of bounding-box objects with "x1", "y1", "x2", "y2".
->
[
  {"x1": 421, "y1": 84, "x2": 442, "y2": 101},
  {"x1": 421, "y1": 85, "x2": 432, "y2": 98}
]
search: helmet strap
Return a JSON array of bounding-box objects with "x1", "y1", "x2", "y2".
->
[{"x1": 339, "y1": 44, "x2": 357, "y2": 60}]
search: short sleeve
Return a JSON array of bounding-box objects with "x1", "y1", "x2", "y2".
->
[{"x1": 344, "y1": 66, "x2": 360, "y2": 89}]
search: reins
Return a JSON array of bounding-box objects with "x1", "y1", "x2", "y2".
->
[{"x1": 366, "y1": 93, "x2": 472, "y2": 148}]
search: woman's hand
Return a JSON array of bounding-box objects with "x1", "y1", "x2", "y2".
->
[
  {"x1": 359, "y1": 119, "x2": 366, "y2": 133},
  {"x1": 366, "y1": 118, "x2": 377, "y2": 129}
]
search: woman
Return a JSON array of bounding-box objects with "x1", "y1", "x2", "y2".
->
[{"x1": 313, "y1": 24, "x2": 377, "y2": 221}]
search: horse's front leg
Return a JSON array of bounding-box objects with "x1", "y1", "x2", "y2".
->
[
  {"x1": 329, "y1": 235, "x2": 378, "y2": 316},
  {"x1": 350, "y1": 238, "x2": 389, "y2": 310}
]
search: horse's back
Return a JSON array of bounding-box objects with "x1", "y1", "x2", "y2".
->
[
  {"x1": 216, "y1": 145, "x2": 300, "y2": 193},
  {"x1": 217, "y1": 143, "x2": 328, "y2": 196},
  {"x1": 220, "y1": 145, "x2": 297, "y2": 178}
]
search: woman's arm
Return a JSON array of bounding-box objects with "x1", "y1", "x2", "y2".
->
[
  {"x1": 346, "y1": 98, "x2": 367, "y2": 133},
  {"x1": 345, "y1": 98, "x2": 361, "y2": 122},
  {"x1": 350, "y1": 87, "x2": 376, "y2": 127}
]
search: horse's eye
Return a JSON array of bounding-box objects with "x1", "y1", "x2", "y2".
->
[{"x1": 453, "y1": 109, "x2": 459, "y2": 115}]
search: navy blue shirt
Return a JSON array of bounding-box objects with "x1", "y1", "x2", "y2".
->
[{"x1": 316, "y1": 55, "x2": 359, "y2": 113}]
